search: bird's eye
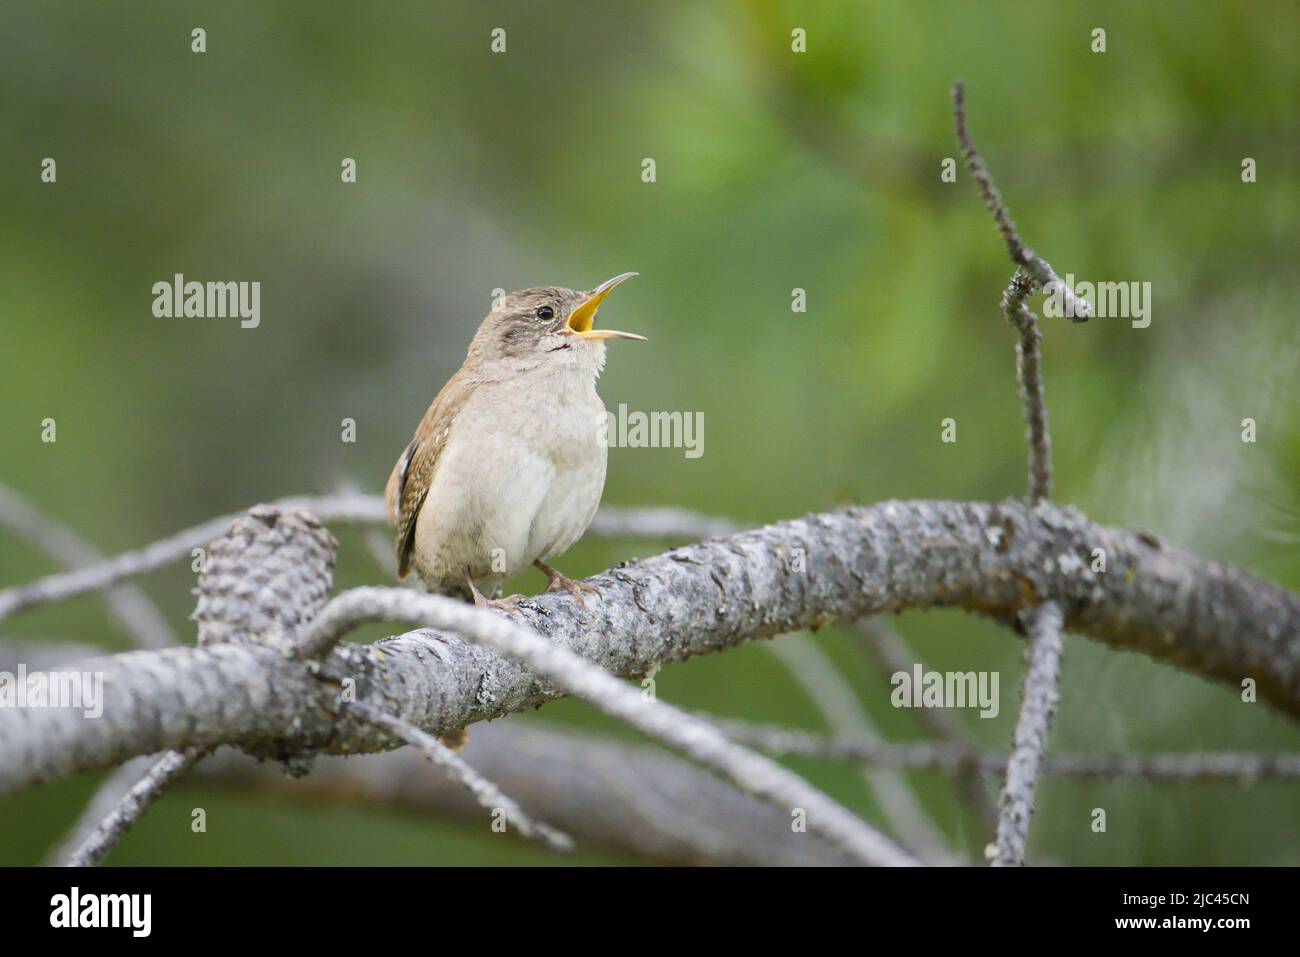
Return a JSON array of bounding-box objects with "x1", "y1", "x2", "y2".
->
[{"x1": 535, "y1": 306, "x2": 555, "y2": 321}]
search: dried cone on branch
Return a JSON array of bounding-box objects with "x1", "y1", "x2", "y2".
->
[{"x1": 192, "y1": 505, "x2": 337, "y2": 648}]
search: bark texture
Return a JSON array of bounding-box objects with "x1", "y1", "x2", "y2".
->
[{"x1": 2, "y1": 498, "x2": 1297, "y2": 794}]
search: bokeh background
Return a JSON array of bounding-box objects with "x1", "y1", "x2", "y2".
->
[{"x1": 1, "y1": 1, "x2": 1297, "y2": 865}]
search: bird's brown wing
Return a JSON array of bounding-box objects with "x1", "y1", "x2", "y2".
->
[{"x1": 385, "y1": 368, "x2": 472, "y2": 580}]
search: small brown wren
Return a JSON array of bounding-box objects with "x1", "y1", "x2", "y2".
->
[{"x1": 385, "y1": 273, "x2": 643, "y2": 609}]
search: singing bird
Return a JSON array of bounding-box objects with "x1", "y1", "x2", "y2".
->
[{"x1": 385, "y1": 273, "x2": 644, "y2": 609}]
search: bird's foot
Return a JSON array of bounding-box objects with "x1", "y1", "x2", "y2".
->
[
  {"x1": 534, "y1": 560, "x2": 600, "y2": 609},
  {"x1": 466, "y1": 574, "x2": 524, "y2": 613},
  {"x1": 471, "y1": 590, "x2": 525, "y2": 612},
  {"x1": 486, "y1": 593, "x2": 526, "y2": 612}
]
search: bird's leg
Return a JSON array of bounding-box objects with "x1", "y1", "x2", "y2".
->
[
  {"x1": 465, "y1": 573, "x2": 490, "y2": 607},
  {"x1": 465, "y1": 573, "x2": 524, "y2": 612},
  {"x1": 533, "y1": 560, "x2": 600, "y2": 608}
]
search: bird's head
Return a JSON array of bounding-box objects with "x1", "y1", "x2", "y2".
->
[{"x1": 468, "y1": 272, "x2": 644, "y2": 370}]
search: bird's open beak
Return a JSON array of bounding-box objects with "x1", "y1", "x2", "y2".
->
[{"x1": 566, "y1": 272, "x2": 646, "y2": 341}]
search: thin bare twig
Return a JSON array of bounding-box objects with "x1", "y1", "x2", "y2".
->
[
  {"x1": 44, "y1": 757, "x2": 154, "y2": 865},
  {"x1": 712, "y1": 717, "x2": 1300, "y2": 782},
  {"x1": 60, "y1": 748, "x2": 207, "y2": 867},
  {"x1": 855, "y1": 619, "x2": 1000, "y2": 835},
  {"x1": 1001, "y1": 270, "x2": 1054, "y2": 500},
  {"x1": 992, "y1": 601, "x2": 1066, "y2": 866},
  {"x1": 951, "y1": 82, "x2": 1091, "y2": 321},
  {"x1": 348, "y1": 702, "x2": 573, "y2": 853},
  {"x1": 765, "y1": 634, "x2": 957, "y2": 863},
  {"x1": 588, "y1": 505, "x2": 740, "y2": 540},
  {"x1": 0, "y1": 495, "x2": 735, "y2": 624},
  {"x1": 0, "y1": 639, "x2": 107, "y2": 670},
  {"x1": 0, "y1": 482, "x2": 176, "y2": 648},
  {"x1": 952, "y1": 82, "x2": 1092, "y2": 502}
]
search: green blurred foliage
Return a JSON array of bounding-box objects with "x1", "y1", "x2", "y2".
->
[{"x1": 1, "y1": 1, "x2": 1296, "y2": 865}]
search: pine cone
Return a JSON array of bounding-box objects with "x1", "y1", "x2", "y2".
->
[{"x1": 192, "y1": 504, "x2": 338, "y2": 649}]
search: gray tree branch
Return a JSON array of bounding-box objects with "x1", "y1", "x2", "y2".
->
[
  {"x1": 992, "y1": 602, "x2": 1065, "y2": 866},
  {"x1": 3, "y1": 498, "x2": 1296, "y2": 798}
]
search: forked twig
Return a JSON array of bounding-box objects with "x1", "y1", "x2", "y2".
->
[
  {"x1": 952, "y1": 81, "x2": 1090, "y2": 502},
  {"x1": 951, "y1": 82, "x2": 1091, "y2": 321},
  {"x1": 953, "y1": 84, "x2": 1080, "y2": 864}
]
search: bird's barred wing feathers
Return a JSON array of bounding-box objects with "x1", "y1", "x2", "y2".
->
[{"x1": 385, "y1": 375, "x2": 466, "y2": 580}]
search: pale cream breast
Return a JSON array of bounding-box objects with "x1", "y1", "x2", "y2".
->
[{"x1": 411, "y1": 359, "x2": 609, "y2": 594}]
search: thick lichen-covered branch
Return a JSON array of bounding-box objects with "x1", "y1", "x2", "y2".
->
[{"x1": 3, "y1": 498, "x2": 1296, "y2": 801}]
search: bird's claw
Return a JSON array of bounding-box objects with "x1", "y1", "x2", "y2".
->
[
  {"x1": 485, "y1": 593, "x2": 526, "y2": 612},
  {"x1": 469, "y1": 583, "x2": 525, "y2": 613},
  {"x1": 544, "y1": 574, "x2": 600, "y2": 609}
]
